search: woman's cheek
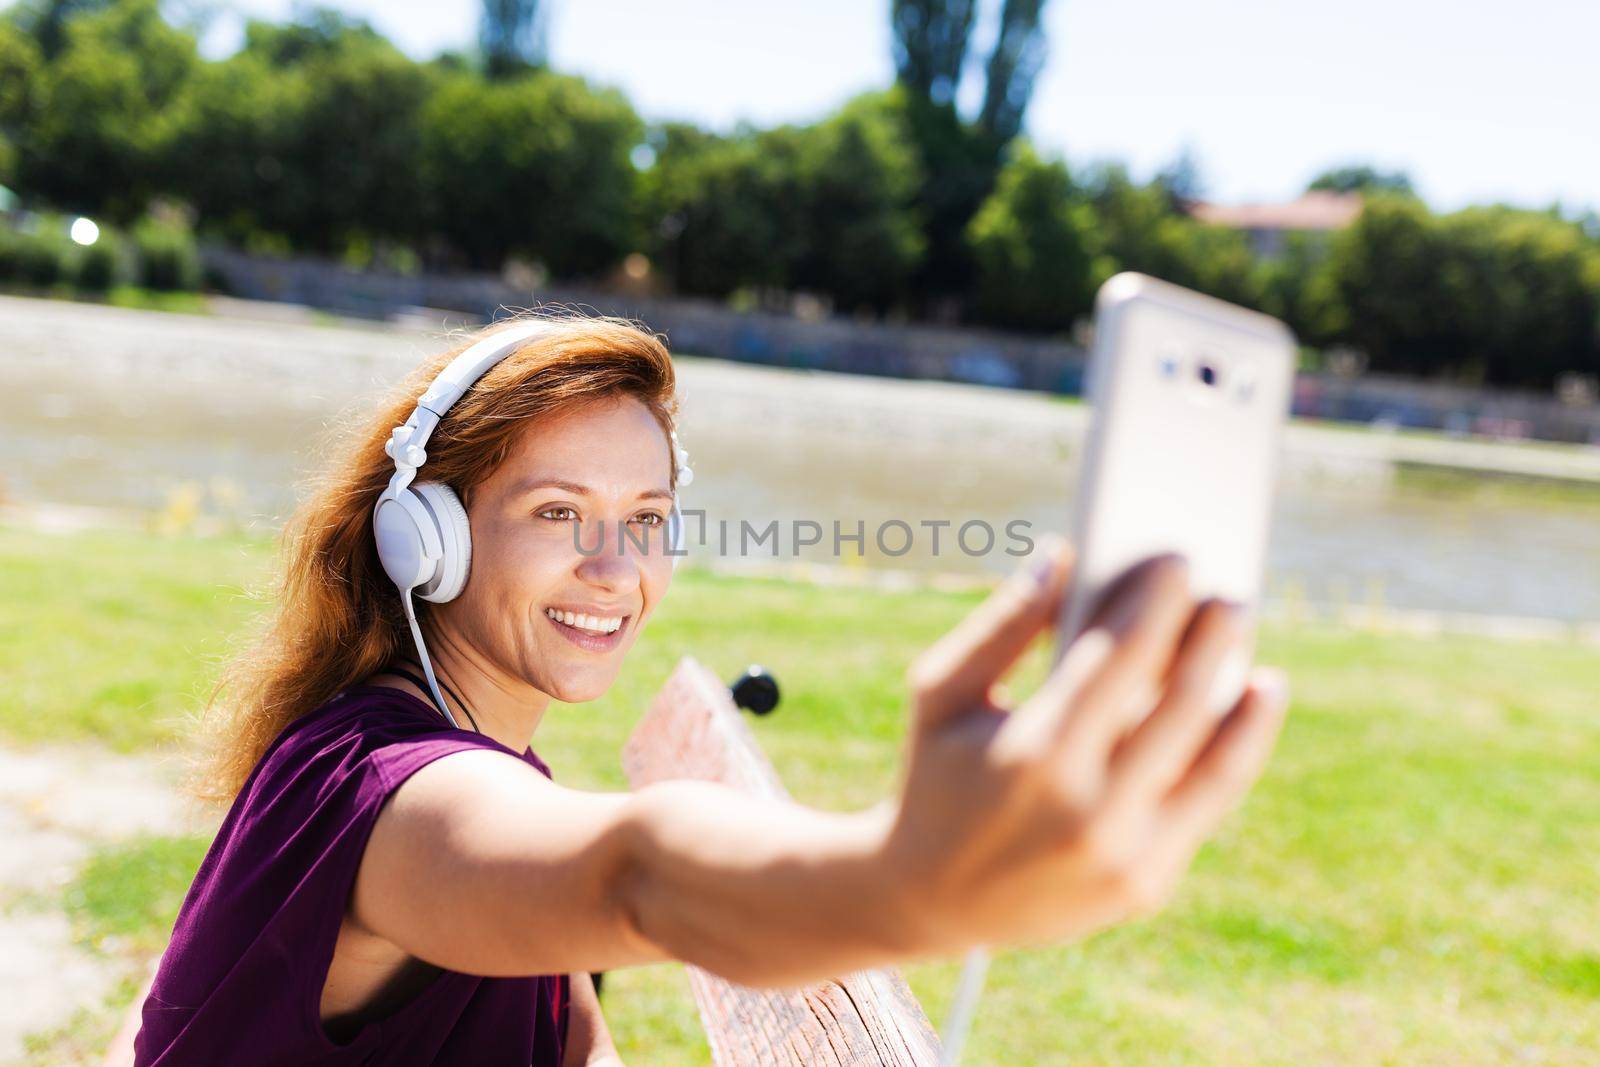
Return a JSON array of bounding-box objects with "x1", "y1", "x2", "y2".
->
[
  {"x1": 639, "y1": 552, "x2": 674, "y2": 622},
  {"x1": 475, "y1": 522, "x2": 557, "y2": 598}
]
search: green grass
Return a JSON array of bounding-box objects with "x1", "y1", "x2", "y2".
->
[
  {"x1": 0, "y1": 525, "x2": 275, "y2": 749},
  {"x1": 1393, "y1": 463, "x2": 1600, "y2": 511},
  {"x1": 0, "y1": 284, "x2": 211, "y2": 316},
  {"x1": 6, "y1": 522, "x2": 1599, "y2": 1065},
  {"x1": 104, "y1": 286, "x2": 210, "y2": 316},
  {"x1": 62, "y1": 835, "x2": 211, "y2": 956}
]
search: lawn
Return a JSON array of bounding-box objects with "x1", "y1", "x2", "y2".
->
[{"x1": 2, "y1": 523, "x2": 1597, "y2": 1065}]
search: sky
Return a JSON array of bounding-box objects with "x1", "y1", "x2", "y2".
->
[{"x1": 30, "y1": 0, "x2": 1600, "y2": 213}]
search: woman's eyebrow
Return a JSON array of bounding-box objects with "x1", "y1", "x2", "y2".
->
[{"x1": 512, "y1": 478, "x2": 674, "y2": 501}]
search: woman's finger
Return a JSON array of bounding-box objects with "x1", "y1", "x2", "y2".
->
[
  {"x1": 1001, "y1": 555, "x2": 1194, "y2": 783},
  {"x1": 1153, "y1": 668, "x2": 1289, "y2": 850},
  {"x1": 906, "y1": 536, "x2": 1073, "y2": 731},
  {"x1": 1104, "y1": 599, "x2": 1249, "y2": 808}
]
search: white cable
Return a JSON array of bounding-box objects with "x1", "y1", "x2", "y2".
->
[
  {"x1": 938, "y1": 946, "x2": 991, "y2": 1067},
  {"x1": 400, "y1": 587, "x2": 460, "y2": 730}
]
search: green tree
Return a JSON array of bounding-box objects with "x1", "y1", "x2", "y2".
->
[
  {"x1": 978, "y1": 0, "x2": 1049, "y2": 145},
  {"x1": 890, "y1": 0, "x2": 1049, "y2": 141},
  {"x1": 889, "y1": 0, "x2": 976, "y2": 106},
  {"x1": 161, "y1": 10, "x2": 434, "y2": 255},
  {"x1": 479, "y1": 0, "x2": 546, "y2": 79},
  {"x1": 1083, "y1": 163, "x2": 1259, "y2": 307},
  {"x1": 419, "y1": 71, "x2": 642, "y2": 276},
  {"x1": 162, "y1": 49, "x2": 309, "y2": 246},
  {"x1": 5, "y1": 0, "x2": 115, "y2": 60},
  {"x1": 966, "y1": 141, "x2": 1104, "y2": 331},
  {"x1": 240, "y1": 7, "x2": 385, "y2": 66},
  {"x1": 1324, "y1": 197, "x2": 1600, "y2": 386},
  {"x1": 1308, "y1": 164, "x2": 1413, "y2": 196},
  {"x1": 788, "y1": 92, "x2": 924, "y2": 311},
  {"x1": 0, "y1": 21, "x2": 43, "y2": 186},
  {"x1": 642, "y1": 123, "x2": 803, "y2": 298},
  {"x1": 1252, "y1": 231, "x2": 1341, "y2": 347},
  {"x1": 12, "y1": 0, "x2": 197, "y2": 219},
  {"x1": 889, "y1": 0, "x2": 1053, "y2": 314},
  {"x1": 644, "y1": 94, "x2": 924, "y2": 311},
  {"x1": 1153, "y1": 145, "x2": 1205, "y2": 210}
]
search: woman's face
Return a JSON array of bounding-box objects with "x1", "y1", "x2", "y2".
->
[{"x1": 438, "y1": 394, "x2": 677, "y2": 704}]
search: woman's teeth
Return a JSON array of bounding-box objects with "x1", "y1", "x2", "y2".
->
[{"x1": 545, "y1": 608, "x2": 624, "y2": 634}]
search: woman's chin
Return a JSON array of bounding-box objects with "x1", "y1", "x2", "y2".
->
[{"x1": 539, "y1": 668, "x2": 619, "y2": 706}]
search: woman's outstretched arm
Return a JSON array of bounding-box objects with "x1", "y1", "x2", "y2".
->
[{"x1": 352, "y1": 546, "x2": 1288, "y2": 988}]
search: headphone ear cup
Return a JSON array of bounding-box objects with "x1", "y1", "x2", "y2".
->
[
  {"x1": 412, "y1": 482, "x2": 472, "y2": 603},
  {"x1": 374, "y1": 492, "x2": 441, "y2": 593}
]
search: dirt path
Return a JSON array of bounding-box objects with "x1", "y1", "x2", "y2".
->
[{"x1": 0, "y1": 745, "x2": 202, "y2": 1066}]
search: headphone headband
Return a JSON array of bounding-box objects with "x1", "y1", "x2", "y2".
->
[
  {"x1": 382, "y1": 321, "x2": 559, "y2": 498},
  {"x1": 383, "y1": 318, "x2": 692, "y2": 496}
]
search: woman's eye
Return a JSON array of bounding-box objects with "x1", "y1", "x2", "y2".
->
[
  {"x1": 538, "y1": 506, "x2": 579, "y2": 522},
  {"x1": 631, "y1": 511, "x2": 665, "y2": 527}
]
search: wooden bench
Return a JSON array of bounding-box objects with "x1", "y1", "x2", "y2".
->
[
  {"x1": 623, "y1": 658, "x2": 941, "y2": 1065},
  {"x1": 102, "y1": 658, "x2": 942, "y2": 1065}
]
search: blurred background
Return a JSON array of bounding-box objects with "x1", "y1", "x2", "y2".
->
[{"x1": 0, "y1": 1, "x2": 1596, "y2": 1064}]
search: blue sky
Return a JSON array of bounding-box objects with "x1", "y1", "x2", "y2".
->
[{"x1": 32, "y1": 0, "x2": 1600, "y2": 213}]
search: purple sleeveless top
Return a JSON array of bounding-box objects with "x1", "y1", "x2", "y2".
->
[{"x1": 133, "y1": 684, "x2": 570, "y2": 1065}]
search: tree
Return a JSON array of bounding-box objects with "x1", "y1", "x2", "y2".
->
[
  {"x1": 11, "y1": 0, "x2": 197, "y2": 219},
  {"x1": 5, "y1": 0, "x2": 115, "y2": 60},
  {"x1": 889, "y1": 0, "x2": 976, "y2": 106},
  {"x1": 644, "y1": 92, "x2": 924, "y2": 311},
  {"x1": 1082, "y1": 163, "x2": 1260, "y2": 308},
  {"x1": 788, "y1": 92, "x2": 925, "y2": 311},
  {"x1": 419, "y1": 71, "x2": 642, "y2": 276},
  {"x1": 168, "y1": 14, "x2": 436, "y2": 255},
  {"x1": 479, "y1": 0, "x2": 546, "y2": 79},
  {"x1": 240, "y1": 7, "x2": 384, "y2": 66},
  {"x1": 966, "y1": 141, "x2": 1104, "y2": 331},
  {"x1": 1154, "y1": 145, "x2": 1204, "y2": 210},
  {"x1": 642, "y1": 123, "x2": 803, "y2": 297},
  {"x1": 1324, "y1": 197, "x2": 1600, "y2": 387},
  {"x1": 0, "y1": 21, "x2": 42, "y2": 186},
  {"x1": 978, "y1": 0, "x2": 1048, "y2": 145},
  {"x1": 1252, "y1": 231, "x2": 1340, "y2": 347},
  {"x1": 1307, "y1": 164, "x2": 1413, "y2": 196},
  {"x1": 889, "y1": 0, "x2": 1054, "y2": 314}
]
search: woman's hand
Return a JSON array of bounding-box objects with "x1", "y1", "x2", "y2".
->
[{"x1": 885, "y1": 539, "x2": 1289, "y2": 954}]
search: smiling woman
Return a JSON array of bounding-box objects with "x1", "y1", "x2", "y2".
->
[
  {"x1": 127, "y1": 312, "x2": 1288, "y2": 1067},
  {"x1": 135, "y1": 313, "x2": 684, "y2": 1066}
]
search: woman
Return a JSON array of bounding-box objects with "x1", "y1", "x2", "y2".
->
[{"x1": 132, "y1": 314, "x2": 1287, "y2": 1065}]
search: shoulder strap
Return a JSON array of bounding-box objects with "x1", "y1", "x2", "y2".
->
[{"x1": 381, "y1": 661, "x2": 481, "y2": 733}]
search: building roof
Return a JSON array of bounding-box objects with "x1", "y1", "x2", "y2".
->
[{"x1": 1188, "y1": 190, "x2": 1364, "y2": 232}]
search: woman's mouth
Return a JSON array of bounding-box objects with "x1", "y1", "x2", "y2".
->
[{"x1": 544, "y1": 607, "x2": 630, "y2": 652}]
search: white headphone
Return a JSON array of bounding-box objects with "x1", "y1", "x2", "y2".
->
[{"x1": 372, "y1": 319, "x2": 692, "y2": 729}]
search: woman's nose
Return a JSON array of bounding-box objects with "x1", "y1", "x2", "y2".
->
[{"x1": 573, "y1": 521, "x2": 648, "y2": 590}]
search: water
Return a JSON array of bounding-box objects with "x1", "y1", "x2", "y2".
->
[{"x1": 4, "y1": 296, "x2": 1597, "y2": 624}]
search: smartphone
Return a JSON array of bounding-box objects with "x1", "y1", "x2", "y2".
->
[{"x1": 1056, "y1": 273, "x2": 1296, "y2": 713}]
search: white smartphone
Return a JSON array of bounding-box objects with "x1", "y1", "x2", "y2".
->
[{"x1": 1057, "y1": 272, "x2": 1296, "y2": 713}]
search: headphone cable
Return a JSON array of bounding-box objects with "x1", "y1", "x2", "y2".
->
[
  {"x1": 938, "y1": 946, "x2": 991, "y2": 1066},
  {"x1": 398, "y1": 656, "x2": 480, "y2": 734},
  {"x1": 398, "y1": 589, "x2": 480, "y2": 733}
]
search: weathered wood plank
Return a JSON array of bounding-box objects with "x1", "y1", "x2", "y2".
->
[{"x1": 623, "y1": 657, "x2": 942, "y2": 1067}]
